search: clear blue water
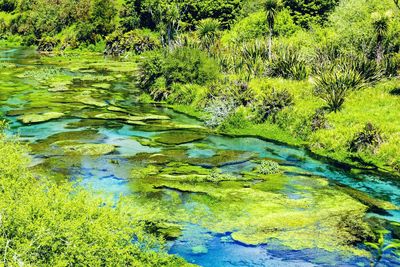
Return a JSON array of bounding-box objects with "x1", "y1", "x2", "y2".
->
[{"x1": 1, "y1": 47, "x2": 399, "y2": 266}]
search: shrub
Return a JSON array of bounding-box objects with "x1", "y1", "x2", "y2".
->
[
  {"x1": 268, "y1": 45, "x2": 308, "y2": 80},
  {"x1": 203, "y1": 97, "x2": 236, "y2": 128},
  {"x1": 137, "y1": 49, "x2": 165, "y2": 91},
  {"x1": 219, "y1": 106, "x2": 252, "y2": 131},
  {"x1": 256, "y1": 160, "x2": 280, "y2": 174},
  {"x1": 256, "y1": 88, "x2": 294, "y2": 122},
  {"x1": 310, "y1": 109, "x2": 330, "y2": 131},
  {"x1": 196, "y1": 18, "x2": 221, "y2": 52},
  {"x1": 137, "y1": 47, "x2": 219, "y2": 99},
  {"x1": 349, "y1": 123, "x2": 384, "y2": 153},
  {"x1": 37, "y1": 36, "x2": 59, "y2": 52},
  {"x1": 105, "y1": 29, "x2": 161, "y2": 56},
  {"x1": 167, "y1": 83, "x2": 204, "y2": 105},
  {"x1": 238, "y1": 39, "x2": 269, "y2": 79},
  {"x1": 314, "y1": 67, "x2": 364, "y2": 112},
  {"x1": 163, "y1": 47, "x2": 219, "y2": 86}
]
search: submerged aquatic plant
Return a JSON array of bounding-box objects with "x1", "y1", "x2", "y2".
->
[
  {"x1": 365, "y1": 229, "x2": 400, "y2": 267},
  {"x1": 256, "y1": 160, "x2": 280, "y2": 174}
]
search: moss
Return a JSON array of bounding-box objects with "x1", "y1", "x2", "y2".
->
[
  {"x1": 153, "y1": 131, "x2": 207, "y2": 145},
  {"x1": 18, "y1": 112, "x2": 64, "y2": 124}
]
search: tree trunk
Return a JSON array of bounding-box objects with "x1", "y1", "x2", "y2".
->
[
  {"x1": 376, "y1": 38, "x2": 384, "y2": 64},
  {"x1": 268, "y1": 26, "x2": 273, "y2": 61}
]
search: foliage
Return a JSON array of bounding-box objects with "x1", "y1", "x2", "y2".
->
[
  {"x1": 203, "y1": 97, "x2": 236, "y2": 128},
  {"x1": 196, "y1": 18, "x2": 221, "y2": 52},
  {"x1": 314, "y1": 67, "x2": 364, "y2": 112},
  {"x1": 119, "y1": 0, "x2": 140, "y2": 32},
  {"x1": 349, "y1": 123, "x2": 384, "y2": 153},
  {"x1": 137, "y1": 47, "x2": 219, "y2": 97},
  {"x1": 268, "y1": 45, "x2": 308, "y2": 80},
  {"x1": 256, "y1": 160, "x2": 280, "y2": 174},
  {"x1": 283, "y1": 0, "x2": 340, "y2": 28},
  {"x1": 310, "y1": 109, "x2": 329, "y2": 131},
  {"x1": 256, "y1": 88, "x2": 294, "y2": 122},
  {"x1": 105, "y1": 29, "x2": 161, "y2": 56},
  {"x1": 0, "y1": 0, "x2": 16, "y2": 12}
]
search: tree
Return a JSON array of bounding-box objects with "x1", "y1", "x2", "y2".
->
[
  {"x1": 196, "y1": 18, "x2": 221, "y2": 52},
  {"x1": 263, "y1": 0, "x2": 282, "y2": 60},
  {"x1": 283, "y1": 0, "x2": 340, "y2": 28},
  {"x1": 120, "y1": 0, "x2": 140, "y2": 32}
]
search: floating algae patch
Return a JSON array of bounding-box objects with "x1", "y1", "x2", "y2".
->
[
  {"x1": 18, "y1": 112, "x2": 65, "y2": 124},
  {"x1": 153, "y1": 131, "x2": 207, "y2": 145}
]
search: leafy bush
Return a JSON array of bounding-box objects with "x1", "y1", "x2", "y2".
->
[
  {"x1": 196, "y1": 18, "x2": 221, "y2": 52},
  {"x1": 349, "y1": 123, "x2": 384, "y2": 153},
  {"x1": 219, "y1": 106, "x2": 252, "y2": 131},
  {"x1": 283, "y1": 0, "x2": 340, "y2": 28},
  {"x1": 203, "y1": 97, "x2": 236, "y2": 128},
  {"x1": 137, "y1": 47, "x2": 219, "y2": 98},
  {"x1": 163, "y1": 47, "x2": 219, "y2": 86},
  {"x1": 37, "y1": 36, "x2": 59, "y2": 52},
  {"x1": 256, "y1": 88, "x2": 294, "y2": 122},
  {"x1": 105, "y1": 29, "x2": 161, "y2": 56},
  {"x1": 314, "y1": 67, "x2": 364, "y2": 112},
  {"x1": 137, "y1": 50, "x2": 165, "y2": 90},
  {"x1": 268, "y1": 45, "x2": 308, "y2": 80},
  {"x1": 310, "y1": 109, "x2": 330, "y2": 131},
  {"x1": 167, "y1": 83, "x2": 204, "y2": 105},
  {"x1": 256, "y1": 160, "x2": 280, "y2": 174}
]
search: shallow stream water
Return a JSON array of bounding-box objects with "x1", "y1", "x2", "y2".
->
[{"x1": 1, "y1": 47, "x2": 399, "y2": 266}]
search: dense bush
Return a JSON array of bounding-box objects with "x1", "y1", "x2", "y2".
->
[
  {"x1": 105, "y1": 29, "x2": 161, "y2": 56},
  {"x1": 256, "y1": 88, "x2": 294, "y2": 122},
  {"x1": 0, "y1": 0, "x2": 16, "y2": 12},
  {"x1": 349, "y1": 123, "x2": 384, "y2": 153},
  {"x1": 283, "y1": 0, "x2": 340, "y2": 28},
  {"x1": 314, "y1": 67, "x2": 364, "y2": 112},
  {"x1": 137, "y1": 47, "x2": 219, "y2": 96},
  {"x1": 268, "y1": 45, "x2": 308, "y2": 80},
  {"x1": 203, "y1": 97, "x2": 236, "y2": 128}
]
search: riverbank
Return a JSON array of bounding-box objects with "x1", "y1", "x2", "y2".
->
[{"x1": 169, "y1": 77, "x2": 400, "y2": 177}]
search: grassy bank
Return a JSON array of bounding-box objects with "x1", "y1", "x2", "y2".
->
[{"x1": 170, "y1": 77, "x2": 400, "y2": 176}]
